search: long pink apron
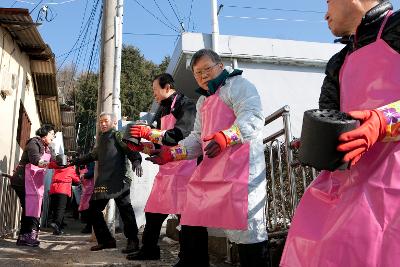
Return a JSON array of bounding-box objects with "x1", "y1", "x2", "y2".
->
[
  {"x1": 78, "y1": 167, "x2": 94, "y2": 212},
  {"x1": 145, "y1": 96, "x2": 197, "y2": 214},
  {"x1": 181, "y1": 91, "x2": 250, "y2": 230},
  {"x1": 25, "y1": 151, "x2": 51, "y2": 218},
  {"x1": 281, "y1": 11, "x2": 400, "y2": 267}
]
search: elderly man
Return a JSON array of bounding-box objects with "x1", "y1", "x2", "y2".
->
[
  {"x1": 147, "y1": 49, "x2": 269, "y2": 267},
  {"x1": 71, "y1": 112, "x2": 143, "y2": 253},
  {"x1": 281, "y1": 1, "x2": 400, "y2": 266}
]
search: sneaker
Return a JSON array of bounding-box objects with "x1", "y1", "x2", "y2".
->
[
  {"x1": 121, "y1": 238, "x2": 139, "y2": 254},
  {"x1": 16, "y1": 232, "x2": 40, "y2": 247},
  {"x1": 126, "y1": 246, "x2": 160, "y2": 261},
  {"x1": 90, "y1": 240, "x2": 116, "y2": 251},
  {"x1": 50, "y1": 222, "x2": 63, "y2": 235}
]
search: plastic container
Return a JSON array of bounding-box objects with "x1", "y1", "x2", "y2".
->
[{"x1": 298, "y1": 109, "x2": 358, "y2": 171}]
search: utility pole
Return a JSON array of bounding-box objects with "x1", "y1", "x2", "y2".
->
[
  {"x1": 112, "y1": 0, "x2": 123, "y2": 124},
  {"x1": 211, "y1": 0, "x2": 219, "y2": 53},
  {"x1": 97, "y1": 0, "x2": 117, "y2": 235}
]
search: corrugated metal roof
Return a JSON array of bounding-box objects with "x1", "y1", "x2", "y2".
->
[
  {"x1": 0, "y1": 8, "x2": 67, "y2": 136},
  {"x1": 0, "y1": 8, "x2": 51, "y2": 60}
]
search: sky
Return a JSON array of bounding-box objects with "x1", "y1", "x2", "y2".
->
[{"x1": 3, "y1": 0, "x2": 400, "y2": 72}]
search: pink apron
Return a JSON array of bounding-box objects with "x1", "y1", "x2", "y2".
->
[
  {"x1": 24, "y1": 151, "x2": 51, "y2": 218},
  {"x1": 145, "y1": 96, "x2": 197, "y2": 214},
  {"x1": 181, "y1": 91, "x2": 250, "y2": 230},
  {"x1": 78, "y1": 167, "x2": 94, "y2": 212},
  {"x1": 281, "y1": 11, "x2": 400, "y2": 267}
]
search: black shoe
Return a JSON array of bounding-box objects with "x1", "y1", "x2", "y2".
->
[
  {"x1": 126, "y1": 247, "x2": 160, "y2": 260},
  {"x1": 121, "y1": 238, "x2": 139, "y2": 254},
  {"x1": 90, "y1": 240, "x2": 116, "y2": 251},
  {"x1": 81, "y1": 225, "x2": 92, "y2": 234}
]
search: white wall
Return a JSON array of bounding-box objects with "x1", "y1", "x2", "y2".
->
[
  {"x1": 0, "y1": 27, "x2": 41, "y2": 174},
  {"x1": 239, "y1": 62, "x2": 324, "y2": 138}
]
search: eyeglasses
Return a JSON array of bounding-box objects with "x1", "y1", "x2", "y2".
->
[{"x1": 193, "y1": 63, "x2": 220, "y2": 77}]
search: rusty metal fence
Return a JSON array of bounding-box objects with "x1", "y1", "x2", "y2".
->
[
  {"x1": 0, "y1": 173, "x2": 21, "y2": 237},
  {"x1": 263, "y1": 106, "x2": 318, "y2": 237}
]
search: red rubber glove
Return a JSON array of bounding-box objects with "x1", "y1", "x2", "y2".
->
[
  {"x1": 146, "y1": 146, "x2": 174, "y2": 165},
  {"x1": 337, "y1": 109, "x2": 387, "y2": 167},
  {"x1": 130, "y1": 125, "x2": 151, "y2": 139},
  {"x1": 203, "y1": 132, "x2": 228, "y2": 158},
  {"x1": 126, "y1": 142, "x2": 144, "y2": 152}
]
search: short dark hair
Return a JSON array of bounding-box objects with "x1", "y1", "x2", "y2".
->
[
  {"x1": 190, "y1": 49, "x2": 222, "y2": 71},
  {"x1": 36, "y1": 124, "x2": 55, "y2": 137},
  {"x1": 153, "y1": 73, "x2": 175, "y2": 89}
]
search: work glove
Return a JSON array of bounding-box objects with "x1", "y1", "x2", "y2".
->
[
  {"x1": 337, "y1": 109, "x2": 387, "y2": 167},
  {"x1": 131, "y1": 160, "x2": 143, "y2": 177},
  {"x1": 146, "y1": 145, "x2": 187, "y2": 165},
  {"x1": 126, "y1": 142, "x2": 155, "y2": 155},
  {"x1": 203, "y1": 125, "x2": 242, "y2": 158},
  {"x1": 130, "y1": 125, "x2": 165, "y2": 145}
]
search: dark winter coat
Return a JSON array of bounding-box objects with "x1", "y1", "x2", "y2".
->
[
  {"x1": 319, "y1": 1, "x2": 400, "y2": 110},
  {"x1": 11, "y1": 137, "x2": 49, "y2": 188},
  {"x1": 153, "y1": 92, "x2": 197, "y2": 146},
  {"x1": 74, "y1": 129, "x2": 141, "y2": 200}
]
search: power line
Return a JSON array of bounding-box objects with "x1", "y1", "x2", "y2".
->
[
  {"x1": 29, "y1": 0, "x2": 44, "y2": 14},
  {"x1": 132, "y1": 0, "x2": 180, "y2": 33},
  {"x1": 223, "y1": 5, "x2": 325, "y2": 14},
  {"x1": 45, "y1": 0, "x2": 81, "y2": 4},
  {"x1": 171, "y1": 0, "x2": 182, "y2": 22},
  {"x1": 223, "y1": 15, "x2": 325, "y2": 23},
  {"x1": 56, "y1": 39, "x2": 95, "y2": 59},
  {"x1": 152, "y1": 0, "x2": 177, "y2": 30},
  {"x1": 167, "y1": 0, "x2": 185, "y2": 31},
  {"x1": 187, "y1": 0, "x2": 195, "y2": 32},
  {"x1": 123, "y1": 32, "x2": 180, "y2": 37},
  {"x1": 15, "y1": 0, "x2": 80, "y2": 5},
  {"x1": 57, "y1": 0, "x2": 100, "y2": 72}
]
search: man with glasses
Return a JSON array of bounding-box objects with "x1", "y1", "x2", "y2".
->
[{"x1": 147, "y1": 49, "x2": 269, "y2": 267}]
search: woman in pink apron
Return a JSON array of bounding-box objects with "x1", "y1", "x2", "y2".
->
[
  {"x1": 281, "y1": 2, "x2": 400, "y2": 266},
  {"x1": 147, "y1": 50, "x2": 269, "y2": 267},
  {"x1": 11, "y1": 124, "x2": 56, "y2": 247},
  {"x1": 126, "y1": 73, "x2": 198, "y2": 263}
]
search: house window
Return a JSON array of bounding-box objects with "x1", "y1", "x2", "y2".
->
[{"x1": 16, "y1": 102, "x2": 31, "y2": 150}]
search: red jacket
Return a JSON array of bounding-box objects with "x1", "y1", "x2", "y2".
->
[{"x1": 49, "y1": 166, "x2": 80, "y2": 197}]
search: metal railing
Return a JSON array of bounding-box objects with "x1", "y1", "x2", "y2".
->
[
  {"x1": 263, "y1": 106, "x2": 318, "y2": 235},
  {"x1": 0, "y1": 173, "x2": 21, "y2": 237}
]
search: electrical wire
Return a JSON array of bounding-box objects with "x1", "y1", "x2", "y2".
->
[
  {"x1": 132, "y1": 0, "x2": 180, "y2": 33},
  {"x1": 223, "y1": 5, "x2": 325, "y2": 14},
  {"x1": 152, "y1": 0, "x2": 177, "y2": 30},
  {"x1": 29, "y1": 0, "x2": 44, "y2": 14},
  {"x1": 167, "y1": 0, "x2": 184, "y2": 31},
  {"x1": 223, "y1": 15, "x2": 325, "y2": 23},
  {"x1": 187, "y1": 0, "x2": 195, "y2": 32},
  {"x1": 15, "y1": 0, "x2": 80, "y2": 5},
  {"x1": 123, "y1": 33, "x2": 180, "y2": 37},
  {"x1": 56, "y1": 0, "x2": 100, "y2": 72}
]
